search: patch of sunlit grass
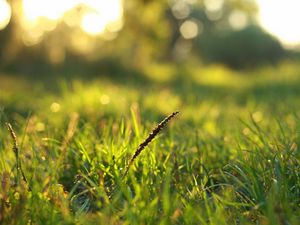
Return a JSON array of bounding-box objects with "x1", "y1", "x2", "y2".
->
[
  {"x1": 1, "y1": 61, "x2": 300, "y2": 224},
  {"x1": 191, "y1": 64, "x2": 247, "y2": 87},
  {"x1": 143, "y1": 63, "x2": 177, "y2": 83}
]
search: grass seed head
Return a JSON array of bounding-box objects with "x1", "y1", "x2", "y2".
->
[
  {"x1": 123, "y1": 111, "x2": 179, "y2": 178},
  {"x1": 6, "y1": 122, "x2": 18, "y2": 154}
]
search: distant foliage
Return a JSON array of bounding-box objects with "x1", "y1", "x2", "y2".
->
[{"x1": 196, "y1": 26, "x2": 285, "y2": 69}]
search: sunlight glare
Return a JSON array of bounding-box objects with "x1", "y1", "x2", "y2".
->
[
  {"x1": 256, "y1": 0, "x2": 300, "y2": 48},
  {"x1": 81, "y1": 12, "x2": 107, "y2": 35},
  {"x1": 80, "y1": 0, "x2": 123, "y2": 35},
  {"x1": 21, "y1": 0, "x2": 123, "y2": 40},
  {"x1": 0, "y1": 0, "x2": 11, "y2": 30},
  {"x1": 22, "y1": 0, "x2": 71, "y2": 21}
]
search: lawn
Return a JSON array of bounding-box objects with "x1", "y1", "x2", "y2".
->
[{"x1": 0, "y1": 62, "x2": 300, "y2": 224}]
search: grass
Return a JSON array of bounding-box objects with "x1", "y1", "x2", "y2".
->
[{"x1": 0, "y1": 61, "x2": 300, "y2": 224}]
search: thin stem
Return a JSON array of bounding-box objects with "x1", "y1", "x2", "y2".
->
[{"x1": 6, "y1": 123, "x2": 31, "y2": 191}]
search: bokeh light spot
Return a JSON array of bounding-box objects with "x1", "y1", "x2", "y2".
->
[
  {"x1": 229, "y1": 10, "x2": 248, "y2": 30},
  {"x1": 204, "y1": 0, "x2": 224, "y2": 12},
  {"x1": 180, "y1": 20, "x2": 199, "y2": 39},
  {"x1": 100, "y1": 95, "x2": 110, "y2": 105},
  {"x1": 252, "y1": 111, "x2": 263, "y2": 122},
  {"x1": 50, "y1": 102, "x2": 61, "y2": 112},
  {"x1": 171, "y1": 1, "x2": 190, "y2": 19},
  {"x1": 204, "y1": 0, "x2": 224, "y2": 21}
]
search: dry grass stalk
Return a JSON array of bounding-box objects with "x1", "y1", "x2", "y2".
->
[
  {"x1": 6, "y1": 123, "x2": 18, "y2": 154},
  {"x1": 5, "y1": 123, "x2": 30, "y2": 190},
  {"x1": 123, "y1": 111, "x2": 179, "y2": 178},
  {"x1": 61, "y1": 112, "x2": 79, "y2": 154},
  {"x1": 46, "y1": 113, "x2": 79, "y2": 190}
]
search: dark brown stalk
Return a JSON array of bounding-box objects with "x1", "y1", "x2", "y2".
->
[
  {"x1": 122, "y1": 111, "x2": 179, "y2": 179},
  {"x1": 6, "y1": 123, "x2": 31, "y2": 191}
]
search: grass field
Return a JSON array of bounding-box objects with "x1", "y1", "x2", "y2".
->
[{"x1": 0, "y1": 62, "x2": 300, "y2": 224}]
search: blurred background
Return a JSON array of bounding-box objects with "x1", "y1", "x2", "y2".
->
[
  {"x1": 1, "y1": 0, "x2": 300, "y2": 126},
  {"x1": 0, "y1": 0, "x2": 299, "y2": 78}
]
